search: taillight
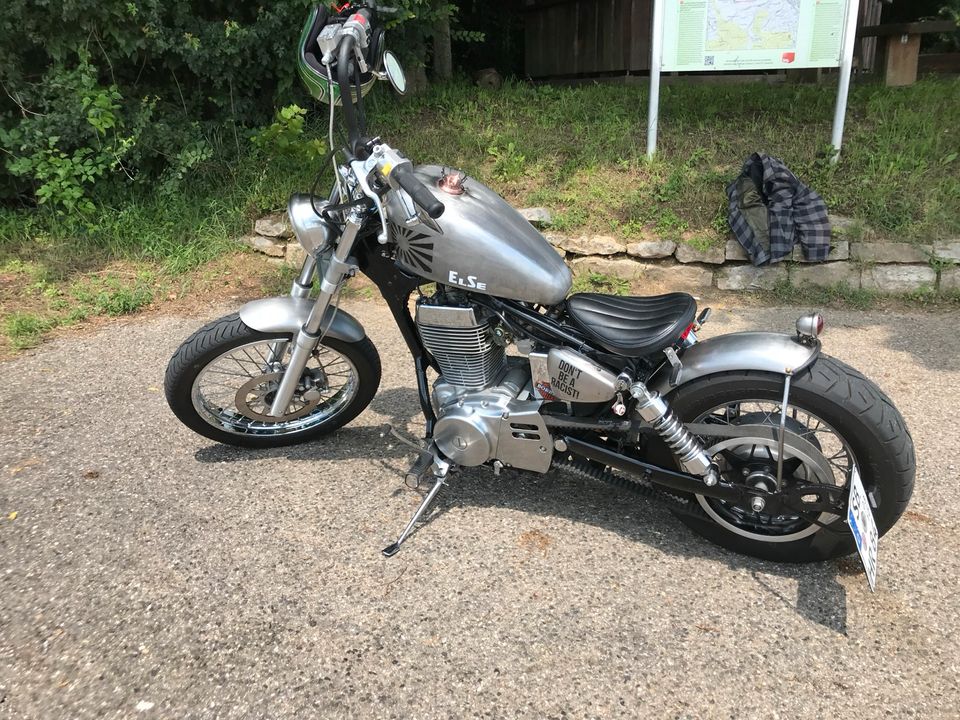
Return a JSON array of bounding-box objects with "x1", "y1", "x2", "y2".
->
[{"x1": 796, "y1": 312, "x2": 825, "y2": 340}]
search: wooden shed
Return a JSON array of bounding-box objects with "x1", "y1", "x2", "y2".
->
[{"x1": 522, "y1": 0, "x2": 886, "y2": 80}]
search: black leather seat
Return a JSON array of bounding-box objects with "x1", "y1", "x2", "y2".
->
[{"x1": 566, "y1": 292, "x2": 697, "y2": 357}]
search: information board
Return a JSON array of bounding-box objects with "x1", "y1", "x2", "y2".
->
[
  {"x1": 647, "y1": 0, "x2": 860, "y2": 159},
  {"x1": 661, "y1": 0, "x2": 851, "y2": 72}
]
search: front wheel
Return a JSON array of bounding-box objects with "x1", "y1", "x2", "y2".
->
[
  {"x1": 164, "y1": 313, "x2": 381, "y2": 448},
  {"x1": 661, "y1": 355, "x2": 915, "y2": 563}
]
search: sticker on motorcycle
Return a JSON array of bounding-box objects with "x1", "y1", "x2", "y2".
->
[
  {"x1": 390, "y1": 223, "x2": 435, "y2": 274},
  {"x1": 534, "y1": 381, "x2": 558, "y2": 402},
  {"x1": 549, "y1": 358, "x2": 583, "y2": 401},
  {"x1": 448, "y1": 270, "x2": 487, "y2": 290}
]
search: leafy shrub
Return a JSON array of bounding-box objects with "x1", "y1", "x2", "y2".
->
[
  {"x1": 0, "y1": 1, "x2": 457, "y2": 210},
  {"x1": 0, "y1": 52, "x2": 147, "y2": 211},
  {"x1": 251, "y1": 105, "x2": 326, "y2": 160}
]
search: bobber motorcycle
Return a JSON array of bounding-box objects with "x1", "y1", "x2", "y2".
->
[{"x1": 165, "y1": 2, "x2": 914, "y2": 581}]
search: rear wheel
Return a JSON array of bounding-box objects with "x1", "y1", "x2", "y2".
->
[
  {"x1": 165, "y1": 313, "x2": 381, "y2": 448},
  {"x1": 662, "y1": 355, "x2": 914, "y2": 562}
]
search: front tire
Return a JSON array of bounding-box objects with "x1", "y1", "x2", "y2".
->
[
  {"x1": 165, "y1": 313, "x2": 381, "y2": 448},
  {"x1": 662, "y1": 355, "x2": 915, "y2": 562}
]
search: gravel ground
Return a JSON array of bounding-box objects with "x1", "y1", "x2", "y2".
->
[{"x1": 1, "y1": 298, "x2": 958, "y2": 719}]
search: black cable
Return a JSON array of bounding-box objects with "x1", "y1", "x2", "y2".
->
[
  {"x1": 310, "y1": 147, "x2": 343, "y2": 218},
  {"x1": 354, "y1": 55, "x2": 367, "y2": 138}
]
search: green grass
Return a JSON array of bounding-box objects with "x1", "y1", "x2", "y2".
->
[
  {"x1": 370, "y1": 78, "x2": 960, "y2": 241},
  {"x1": 767, "y1": 278, "x2": 878, "y2": 310},
  {"x1": 1, "y1": 77, "x2": 958, "y2": 350},
  {"x1": 571, "y1": 272, "x2": 630, "y2": 296},
  {"x1": 4, "y1": 313, "x2": 56, "y2": 350},
  {"x1": 0, "y1": 267, "x2": 162, "y2": 349},
  {"x1": 764, "y1": 276, "x2": 960, "y2": 310}
]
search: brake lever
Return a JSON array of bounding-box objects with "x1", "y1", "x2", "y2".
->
[{"x1": 349, "y1": 158, "x2": 389, "y2": 244}]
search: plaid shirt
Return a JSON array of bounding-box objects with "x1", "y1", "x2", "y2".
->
[{"x1": 726, "y1": 153, "x2": 831, "y2": 265}]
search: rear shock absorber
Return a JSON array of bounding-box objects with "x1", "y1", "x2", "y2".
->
[{"x1": 630, "y1": 381, "x2": 719, "y2": 486}]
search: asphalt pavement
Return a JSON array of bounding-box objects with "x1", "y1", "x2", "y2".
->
[{"x1": 1, "y1": 297, "x2": 958, "y2": 719}]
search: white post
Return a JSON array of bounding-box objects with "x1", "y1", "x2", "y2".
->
[
  {"x1": 647, "y1": 0, "x2": 665, "y2": 159},
  {"x1": 830, "y1": 0, "x2": 861, "y2": 163}
]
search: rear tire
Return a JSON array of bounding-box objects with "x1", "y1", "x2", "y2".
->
[
  {"x1": 662, "y1": 355, "x2": 914, "y2": 562},
  {"x1": 165, "y1": 313, "x2": 381, "y2": 448}
]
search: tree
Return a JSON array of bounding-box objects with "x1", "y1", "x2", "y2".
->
[{"x1": 433, "y1": 1, "x2": 453, "y2": 81}]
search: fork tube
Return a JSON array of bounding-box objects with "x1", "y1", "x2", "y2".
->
[
  {"x1": 267, "y1": 214, "x2": 363, "y2": 418},
  {"x1": 269, "y1": 181, "x2": 345, "y2": 381},
  {"x1": 290, "y1": 256, "x2": 317, "y2": 298},
  {"x1": 264, "y1": 257, "x2": 316, "y2": 367}
]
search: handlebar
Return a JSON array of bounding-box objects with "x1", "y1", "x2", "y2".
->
[
  {"x1": 391, "y1": 163, "x2": 445, "y2": 219},
  {"x1": 336, "y1": 33, "x2": 363, "y2": 155},
  {"x1": 321, "y1": 5, "x2": 445, "y2": 223}
]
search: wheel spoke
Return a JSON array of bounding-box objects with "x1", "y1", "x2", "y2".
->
[
  {"x1": 194, "y1": 339, "x2": 359, "y2": 437},
  {"x1": 693, "y1": 395, "x2": 858, "y2": 542}
]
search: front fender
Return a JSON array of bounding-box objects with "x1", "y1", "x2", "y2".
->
[
  {"x1": 647, "y1": 331, "x2": 820, "y2": 395},
  {"x1": 238, "y1": 296, "x2": 366, "y2": 343}
]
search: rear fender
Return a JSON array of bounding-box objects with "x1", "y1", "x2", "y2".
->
[
  {"x1": 647, "y1": 331, "x2": 820, "y2": 395},
  {"x1": 238, "y1": 296, "x2": 366, "y2": 343}
]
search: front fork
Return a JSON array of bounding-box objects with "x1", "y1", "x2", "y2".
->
[
  {"x1": 264, "y1": 254, "x2": 317, "y2": 367},
  {"x1": 267, "y1": 213, "x2": 363, "y2": 417}
]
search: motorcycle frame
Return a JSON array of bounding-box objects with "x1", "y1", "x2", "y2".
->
[{"x1": 274, "y1": 228, "x2": 840, "y2": 512}]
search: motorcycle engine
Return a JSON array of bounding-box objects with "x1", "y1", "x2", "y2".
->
[{"x1": 415, "y1": 296, "x2": 553, "y2": 473}]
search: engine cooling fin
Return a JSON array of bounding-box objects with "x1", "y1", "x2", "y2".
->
[{"x1": 415, "y1": 304, "x2": 506, "y2": 390}]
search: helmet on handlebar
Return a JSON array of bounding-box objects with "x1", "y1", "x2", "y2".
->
[{"x1": 297, "y1": 4, "x2": 384, "y2": 105}]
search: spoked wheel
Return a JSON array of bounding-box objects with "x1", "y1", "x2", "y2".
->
[
  {"x1": 693, "y1": 403, "x2": 850, "y2": 544},
  {"x1": 660, "y1": 356, "x2": 915, "y2": 562},
  {"x1": 165, "y1": 313, "x2": 380, "y2": 448}
]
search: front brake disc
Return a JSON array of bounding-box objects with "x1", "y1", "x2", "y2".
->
[{"x1": 234, "y1": 372, "x2": 321, "y2": 423}]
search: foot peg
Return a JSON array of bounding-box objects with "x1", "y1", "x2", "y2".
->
[
  {"x1": 379, "y1": 424, "x2": 433, "y2": 487},
  {"x1": 405, "y1": 449, "x2": 435, "y2": 488},
  {"x1": 382, "y1": 444, "x2": 451, "y2": 557}
]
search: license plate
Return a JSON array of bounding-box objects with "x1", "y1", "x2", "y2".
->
[{"x1": 847, "y1": 466, "x2": 879, "y2": 591}]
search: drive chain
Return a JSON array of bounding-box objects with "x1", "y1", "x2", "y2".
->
[{"x1": 553, "y1": 456, "x2": 711, "y2": 521}]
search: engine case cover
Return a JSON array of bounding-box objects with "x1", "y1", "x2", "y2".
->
[
  {"x1": 384, "y1": 165, "x2": 572, "y2": 306},
  {"x1": 432, "y1": 382, "x2": 553, "y2": 473}
]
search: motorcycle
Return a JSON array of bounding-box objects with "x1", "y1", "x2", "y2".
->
[{"x1": 164, "y1": 2, "x2": 915, "y2": 573}]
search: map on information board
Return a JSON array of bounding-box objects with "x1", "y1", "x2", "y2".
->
[{"x1": 661, "y1": 0, "x2": 850, "y2": 72}]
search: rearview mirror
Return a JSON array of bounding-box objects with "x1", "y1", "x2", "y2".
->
[{"x1": 383, "y1": 51, "x2": 407, "y2": 95}]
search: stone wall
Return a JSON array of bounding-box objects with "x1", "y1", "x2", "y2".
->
[
  {"x1": 244, "y1": 208, "x2": 959, "y2": 295},
  {"x1": 239, "y1": 213, "x2": 308, "y2": 269}
]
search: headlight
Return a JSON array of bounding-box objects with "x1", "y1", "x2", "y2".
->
[{"x1": 287, "y1": 193, "x2": 335, "y2": 257}]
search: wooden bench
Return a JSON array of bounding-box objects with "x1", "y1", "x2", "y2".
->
[{"x1": 858, "y1": 21, "x2": 957, "y2": 86}]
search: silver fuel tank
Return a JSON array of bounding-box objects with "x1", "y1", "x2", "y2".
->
[{"x1": 384, "y1": 164, "x2": 571, "y2": 306}]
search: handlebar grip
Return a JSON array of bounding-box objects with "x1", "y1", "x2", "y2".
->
[{"x1": 392, "y1": 163, "x2": 445, "y2": 219}]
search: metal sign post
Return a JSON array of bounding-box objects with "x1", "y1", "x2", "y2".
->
[
  {"x1": 647, "y1": 0, "x2": 861, "y2": 162},
  {"x1": 646, "y1": 0, "x2": 666, "y2": 160},
  {"x1": 830, "y1": 0, "x2": 863, "y2": 162}
]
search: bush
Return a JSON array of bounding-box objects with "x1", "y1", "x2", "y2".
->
[{"x1": 0, "y1": 1, "x2": 460, "y2": 211}]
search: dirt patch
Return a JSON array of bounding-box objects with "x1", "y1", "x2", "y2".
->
[
  {"x1": 518, "y1": 529, "x2": 553, "y2": 556},
  {"x1": 904, "y1": 509, "x2": 934, "y2": 524}
]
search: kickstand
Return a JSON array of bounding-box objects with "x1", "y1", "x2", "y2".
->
[{"x1": 382, "y1": 461, "x2": 449, "y2": 557}]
